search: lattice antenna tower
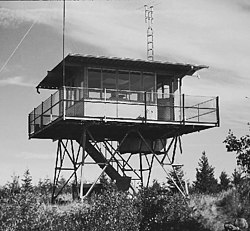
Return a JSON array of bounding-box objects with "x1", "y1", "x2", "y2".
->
[{"x1": 145, "y1": 5, "x2": 154, "y2": 61}]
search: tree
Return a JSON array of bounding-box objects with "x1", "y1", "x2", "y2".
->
[
  {"x1": 167, "y1": 165, "x2": 186, "y2": 194},
  {"x1": 224, "y1": 130, "x2": 250, "y2": 175},
  {"x1": 232, "y1": 168, "x2": 244, "y2": 187},
  {"x1": 21, "y1": 169, "x2": 33, "y2": 192},
  {"x1": 37, "y1": 177, "x2": 53, "y2": 194},
  {"x1": 219, "y1": 171, "x2": 230, "y2": 191},
  {"x1": 6, "y1": 173, "x2": 20, "y2": 194},
  {"x1": 193, "y1": 151, "x2": 218, "y2": 193}
]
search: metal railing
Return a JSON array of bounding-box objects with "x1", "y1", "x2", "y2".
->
[{"x1": 28, "y1": 87, "x2": 219, "y2": 135}]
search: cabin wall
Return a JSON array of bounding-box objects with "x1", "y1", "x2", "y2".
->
[
  {"x1": 63, "y1": 65, "x2": 181, "y2": 122},
  {"x1": 66, "y1": 99, "x2": 158, "y2": 120},
  {"x1": 65, "y1": 65, "x2": 180, "y2": 98}
]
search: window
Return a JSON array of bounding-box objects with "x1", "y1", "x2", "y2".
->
[
  {"x1": 130, "y1": 71, "x2": 142, "y2": 101},
  {"x1": 88, "y1": 68, "x2": 101, "y2": 88},
  {"x1": 102, "y1": 69, "x2": 116, "y2": 89},
  {"x1": 88, "y1": 68, "x2": 102, "y2": 98},
  {"x1": 118, "y1": 70, "x2": 129, "y2": 90},
  {"x1": 130, "y1": 71, "x2": 142, "y2": 91},
  {"x1": 157, "y1": 84, "x2": 170, "y2": 99},
  {"x1": 143, "y1": 73, "x2": 155, "y2": 103},
  {"x1": 102, "y1": 69, "x2": 116, "y2": 99},
  {"x1": 143, "y1": 73, "x2": 155, "y2": 91}
]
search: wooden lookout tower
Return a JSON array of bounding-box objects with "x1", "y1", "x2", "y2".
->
[{"x1": 28, "y1": 54, "x2": 219, "y2": 202}]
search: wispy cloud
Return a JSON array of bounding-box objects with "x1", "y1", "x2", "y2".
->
[
  {"x1": 0, "y1": 4, "x2": 61, "y2": 29},
  {"x1": 1, "y1": 1, "x2": 250, "y2": 89},
  {"x1": 0, "y1": 76, "x2": 34, "y2": 87}
]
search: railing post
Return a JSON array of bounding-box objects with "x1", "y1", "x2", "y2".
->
[
  {"x1": 28, "y1": 114, "x2": 31, "y2": 136},
  {"x1": 198, "y1": 104, "x2": 200, "y2": 122},
  {"x1": 144, "y1": 91, "x2": 147, "y2": 123},
  {"x1": 182, "y1": 94, "x2": 185, "y2": 124},
  {"x1": 41, "y1": 101, "x2": 44, "y2": 127},
  {"x1": 216, "y1": 96, "x2": 220, "y2": 127},
  {"x1": 104, "y1": 88, "x2": 107, "y2": 119},
  {"x1": 116, "y1": 89, "x2": 118, "y2": 118},
  {"x1": 33, "y1": 108, "x2": 35, "y2": 132},
  {"x1": 50, "y1": 94, "x2": 53, "y2": 122},
  {"x1": 63, "y1": 86, "x2": 66, "y2": 120},
  {"x1": 82, "y1": 90, "x2": 85, "y2": 117}
]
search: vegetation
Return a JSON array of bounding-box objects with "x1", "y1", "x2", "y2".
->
[
  {"x1": 1, "y1": 129, "x2": 250, "y2": 230},
  {"x1": 193, "y1": 151, "x2": 219, "y2": 194},
  {"x1": 224, "y1": 129, "x2": 250, "y2": 174},
  {"x1": 0, "y1": 177, "x2": 202, "y2": 231},
  {"x1": 1, "y1": 167, "x2": 250, "y2": 231},
  {"x1": 167, "y1": 165, "x2": 186, "y2": 194}
]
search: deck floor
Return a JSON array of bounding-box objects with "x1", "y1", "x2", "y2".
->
[{"x1": 29, "y1": 116, "x2": 215, "y2": 141}]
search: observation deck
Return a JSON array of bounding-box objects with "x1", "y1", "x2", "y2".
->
[{"x1": 28, "y1": 86, "x2": 219, "y2": 141}]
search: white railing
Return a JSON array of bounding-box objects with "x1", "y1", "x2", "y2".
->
[{"x1": 28, "y1": 87, "x2": 219, "y2": 135}]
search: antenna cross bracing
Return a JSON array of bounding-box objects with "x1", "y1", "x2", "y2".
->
[{"x1": 145, "y1": 5, "x2": 154, "y2": 61}]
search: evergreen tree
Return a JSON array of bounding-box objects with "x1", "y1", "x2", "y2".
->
[
  {"x1": 21, "y1": 169, "x2": 33, "y2": 192},
  {"x1": 7, "y1": 174, "x2": 20, "y2": 194},
  {"x1": 219, "y1": 171, "x2": 230, "y2": 191},
  {"x1": 193, "y1": 152, "x2": 218, "y2": 193},
  {"x1": 232, "y1": 168, "x2": 244, "y2": 187},
  {"x1": 37, "y1": 177, "x2": 53, "y2": 195},
  {"x1": 167, "y1": 165, "x2": 185, "y2": 194}
]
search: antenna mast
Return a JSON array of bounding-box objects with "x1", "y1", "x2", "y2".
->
[
  {"x1": 62, "y1": 0, "x2": 66, "y2": 87},
  {"x1": 145, "y1": 5, "x2": 154, "y2": 61}
]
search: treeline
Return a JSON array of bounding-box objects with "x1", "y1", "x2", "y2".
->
[
  {"x1": 1, "y1": 168, "x2": 250, "y2": 231},
  {"x1": 0, "y1": 173, "x2": 212, "y2": 231},
  {"x1": 169, "y1": 151, "x2": 245, "y2": 195},
  {"x1": 0, "y1": 150, "x2": 244, "y2": 200}
]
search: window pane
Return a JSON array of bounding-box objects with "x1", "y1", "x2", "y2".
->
[
  {"x1": 118, "y1": 70, "x2": 129, "y2": 90},
  {"x1": 103, "y1": 69, "x2": 116, "y2": 90},
  {"x1": 130, "y1": 71, "x2": 142, "y2": 91},
  {"x1": 143, "y1": 73, "x2": 155, "y2": 91},
  {"x1": 157, "y1": 85, "x2": 170, "y2": 99},
  {"x1": 88, "y1": 68, "x2": 101, "y2": 88}
]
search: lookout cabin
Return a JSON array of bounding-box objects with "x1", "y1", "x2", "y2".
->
[{"x1": 28, "y1": 54, "x2": 219, "y2": 141}]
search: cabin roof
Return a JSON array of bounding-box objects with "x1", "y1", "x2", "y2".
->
[{"x1": 37, "y1": 53, "x2": 208, "y2": 90}]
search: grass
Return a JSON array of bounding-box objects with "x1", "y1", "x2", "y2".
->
[
  {"x1": 189, "y1": 188, "x2": 250, "y2": 231},
  {"x1": 189, "y1": 192, "x2": 229, "y2": 231},
  {"x1": 1, "y1": 184, "x2": 250, "y2": 231}
]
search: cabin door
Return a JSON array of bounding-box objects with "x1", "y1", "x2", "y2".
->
[{"x1": 157, "y1": 76, "x2": 175, "y2": 121}]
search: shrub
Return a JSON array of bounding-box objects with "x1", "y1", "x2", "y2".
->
[
  {"x1": 0, "y1": 191, "x2": 41, "y2": 230},
  {"x1": 86, "y1": 187, "x2": 140, "y2": 231},
  {"x1": 0, "y1": 185, "x2": 140, "y2": 231},
  {"x1": 136, "y1": 182, "x2": 208, "y2": 231}
]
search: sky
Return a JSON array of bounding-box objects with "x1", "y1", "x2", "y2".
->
[{"x1": 0, "y1": 0, "x2": 250, "y2": 186}]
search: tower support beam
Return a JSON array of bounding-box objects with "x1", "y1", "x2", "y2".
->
[{"x1": 51, "y1": 125, "x2": 189, "y2": 202}]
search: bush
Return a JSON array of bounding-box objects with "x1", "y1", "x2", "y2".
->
[
  {"x1": 0, "y1": 191, "x2": 41, "y2": 230},
  {"x1": 136, "y1": 182, "x2": 208, "y2": 231},
  {"x1": 0, "y1": 185, "x2": 140, "y2": 231},
  {"x1": 217, "y1": 179, "x2": 250, "y2": 222},
  {"x1": 86, "y1": 187, "x2": 140, "y2": 231},
  {"x1": 0, "y1": 180, "x2": 218, "y2": 231}
]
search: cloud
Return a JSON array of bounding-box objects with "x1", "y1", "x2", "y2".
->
[
  {"x1": 0, "y1": 8, "x2": 20, "y2": 28},
  {"x1": 154, "y1": 0, "x2": 250, "y2": 80},
  {"x1": 0, "y1": 76, "x2": 34, "y2": 87},
  {"x1": 1, "y1": 1, "x2": 250, "y2": 90},
  {"x1": 0, "y1": 5, "x2": 62, "y2": 29}
]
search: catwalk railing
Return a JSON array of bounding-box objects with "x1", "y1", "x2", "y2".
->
[{"x1": 28, "y1": 87, "x2": 219, "y2": 135}]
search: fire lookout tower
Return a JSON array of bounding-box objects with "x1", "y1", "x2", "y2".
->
[{"x1": 28, "y1": 54, "x2": 219, "y2": 202}]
